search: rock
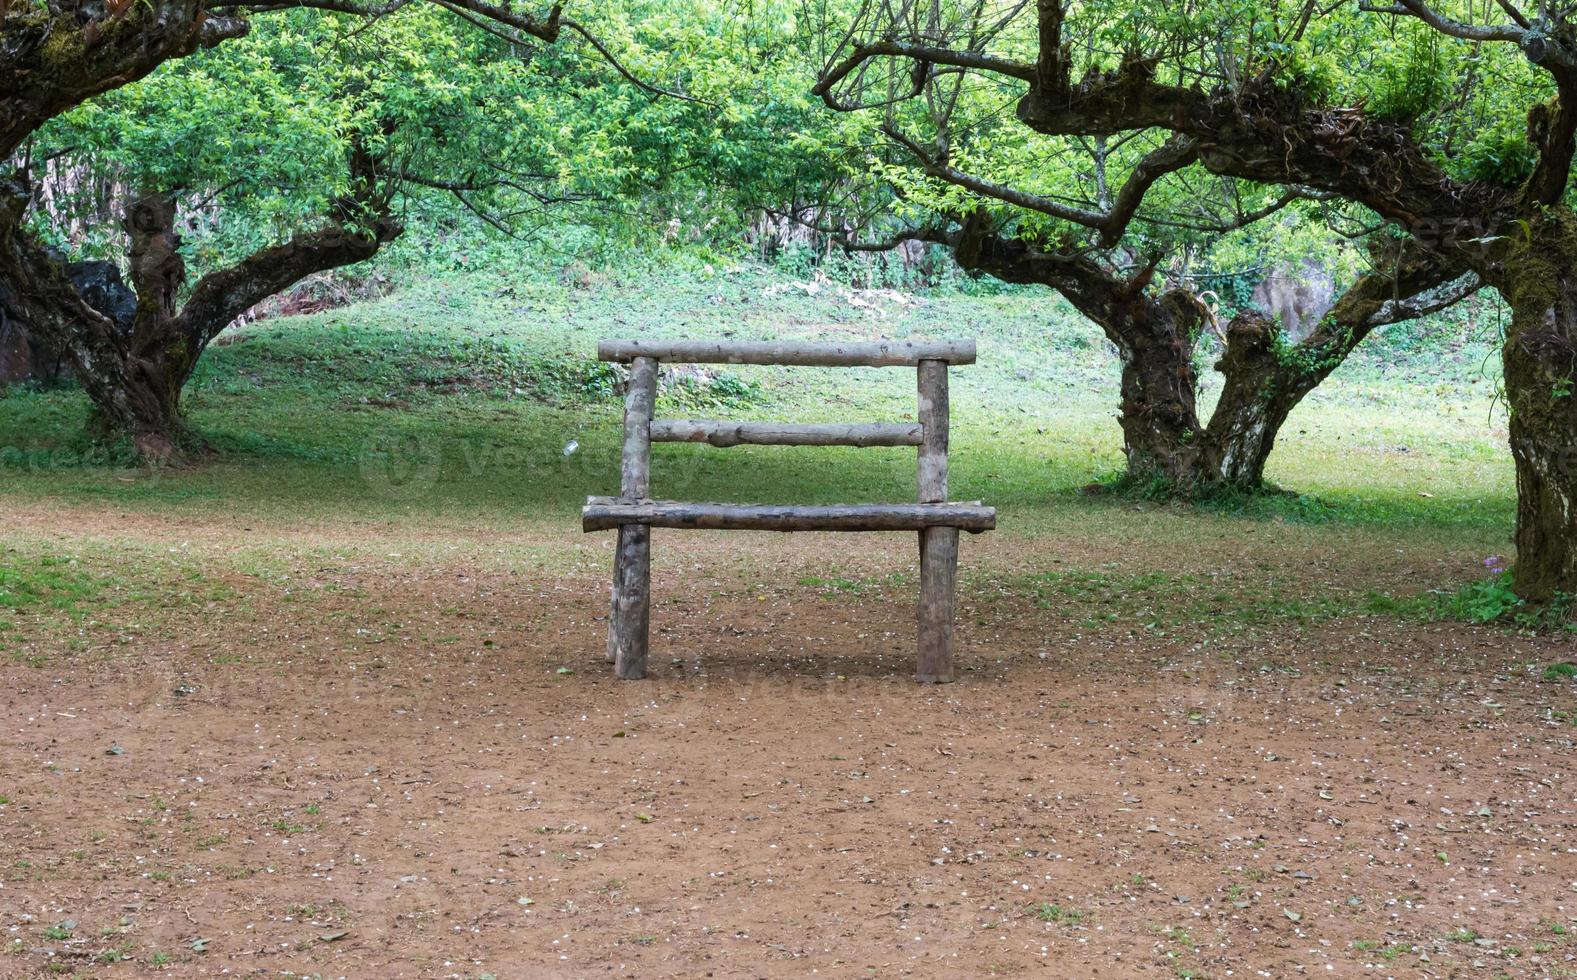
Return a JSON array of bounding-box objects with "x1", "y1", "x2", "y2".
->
[
  {"x1": 1251, "y1": 260, "x2": 1335, "y2": 343},
  {"x1": 0, "y1": 257, "x2": 135, "y2": 388},
  {"x1": 69, "y1": 260, "x2": 137, "y2": 333}
]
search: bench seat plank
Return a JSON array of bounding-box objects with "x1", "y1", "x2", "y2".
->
[{"x1": 582, "y1": 497, "x2": 996, "y2": 533}]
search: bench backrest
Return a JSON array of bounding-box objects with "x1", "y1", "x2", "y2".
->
[{"x1": 596, "y1": 338, "x2": 977, "y2": 506}]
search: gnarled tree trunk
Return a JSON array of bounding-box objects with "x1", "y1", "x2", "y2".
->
[
  {"x1": 1197, "y1": 312, "x2": 1286, "y2": 488},
  {"x1": 938, "y1": 218, "x2": 1475, "y2": 495},
  {"x1": 0, "y1": 178, "x2": 170, "y2": 452},
  {"x1": 1107, "y1": 289, "x2": 1211, "y2": 487},
  {"x1": 1198, "y1": 246, "x2": 1478, "y2": 491},
  {"x1": 1501, "y1": 210, "x2": 1577, "y2": 604},
  {"x1": 0, "y1": 171, "x2": 400, "y2": 458},
  {"x1": 2, "y1": 0, "x2": 562, "y2": 459}
]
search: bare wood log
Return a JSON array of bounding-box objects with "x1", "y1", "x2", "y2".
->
[
  {"x1": 607, "y1": 355, "x2": 657, "y2": 672},
  {"x1": 583, "y1": 498, "x2": 995, "y2": 533},
  {"x1": 916, "y1": 526, "x2": 959, "y2": 683},
  {"x1": 622, "y1": 356, "x2": 658, "y2": 498},
  {"x1": 916, "y1": 360, "x2": 955, "y2": 682},
  {"x1": 652, "y1": 419, "x2": 922, "y2": 447},
  {"x1": 605, "y1": 570, "x2": 618, "y2": 665},
  {"x1": 598, "y1": 338, "x2": 976, "y2": 366},
  {"x1": 610, "y1": 524, "x2": 651, "y2": 679},
  {"x1": 916, "y1": 359, "x2": 950, "y2": 502}
]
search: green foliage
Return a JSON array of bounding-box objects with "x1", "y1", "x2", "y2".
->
[
  {"x1": 1365, "y1": 23, "x2": 1445, "y2": 123},
  {"x1": 1447, "y1": 570, "x2": 1524, "y2": 623},
  {"x1": 38, "y1": 12, "x2": 371, "y2": 260},
  {"x1": 1457, "y1": 126, "x2": 1538, "y2": 187},
  {"x1": 1442, "y1": 570, "x2": 1575, "y2": 628},
  {"x1": 30, "y1": 0, "x2": 861, "y2": 279},
  {"x1": 1272, "y1": 324, "x2": 1350, "y2": 378}
]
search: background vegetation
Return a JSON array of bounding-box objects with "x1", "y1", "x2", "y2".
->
[{"x1": 0, "y1": 0, "x2": 1560, "y2": 626}]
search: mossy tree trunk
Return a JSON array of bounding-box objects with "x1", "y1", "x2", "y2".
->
[
  {"x1": 1500, "y1": 209, "x2": 1577, "y2": 604},
  {"x1": 1105, "y1": 289, "x2": 1213, "y2": 488}
]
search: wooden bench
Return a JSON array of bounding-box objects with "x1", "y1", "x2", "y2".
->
[{"x1": 583, "y1": 338, "x2": 996, "y2": 682}]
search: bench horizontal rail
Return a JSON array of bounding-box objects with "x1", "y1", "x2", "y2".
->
[
  {"x1": 651, "y1": 420, "x2": 923, "y2": 448},
  {"x1": 597, "y1": 338, "x2": 976, "y2": 367},
  {"x1": 583, "y1": 498, "x2": 997, "y2": 533}
]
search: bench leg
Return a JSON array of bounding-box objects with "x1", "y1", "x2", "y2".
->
[
  {"x1": 610, "y1": 523, "x2": 651, "y2": 679},
  {"x1": 916, "y1": 525, "x2": 958, "y2": 683},
  {"x1": 605, "y1": 578, "x2": 618, "y2": 664}
]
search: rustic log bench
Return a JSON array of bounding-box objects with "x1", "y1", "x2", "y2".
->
[{"x1": 583, "y1": 338, "x2": 996, "y2": 682}]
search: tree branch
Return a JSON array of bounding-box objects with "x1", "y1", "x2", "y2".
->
[
  {"x1": 882, "y1": 125, "x2": 1197, "y2": 246},
  {"x1": 1357, "y1": 0, "x2": 1525, "y2": 44},
  {"x1": 1136, "y1": 187, "x2": 1335, "y2": 234},
  {"x1": 557, "y1": 18, "x2": 713, "y2": 105},
  {"x1": 175, "y1": 149, "x2": 402, "y2": 341},
  {"x1": 1359, "y1": 0, "x2": 1577, "y2": 69},
  {"x1": 815, "y1": 40, "x2": 1036, "y2": 112}
]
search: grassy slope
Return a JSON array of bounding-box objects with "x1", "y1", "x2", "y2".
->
[{"x1": 0, "y1": 261, "x2": 1511, "y2": 534}]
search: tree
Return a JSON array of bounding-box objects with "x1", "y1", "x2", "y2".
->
[
  {"x1": 0, "y1": 0, "x2": 602, "y2": 457},
  {"x1": 4, "y1": 0, "x2": 864, "y2": 456},
  {"x1": 819, "y1": 70, "x2": 1478, "y2": 491},
  {"x1": 816, "y1": 0, "x2": 1577, "y2": 604},
  {"x1": 911, "y1": 213, "x2": 1474, "y2": 491}
]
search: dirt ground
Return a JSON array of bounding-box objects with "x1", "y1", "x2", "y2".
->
[{"x1": 2, "y1": 507, "x2": 1576, "y2": 979}]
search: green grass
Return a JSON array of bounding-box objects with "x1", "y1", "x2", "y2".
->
[
  {"x1": 1033, "y1": 902, "x2": 1089, "y2": 925},
  {"x1": 1543, "y1": 662, "x2": 1577, "y2": 681},
  {"x1": 992, "y1": 567, "x2": 1395, "y2": 633},
  {"x1": 0, "y1": 556, "x2": 101, "y2": 615},
  {"x1": 0, "y1": 556, "x2": 108, "y2": 664}
]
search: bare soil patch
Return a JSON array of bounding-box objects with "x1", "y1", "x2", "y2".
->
[{"x1": 2, "y1": 518, "x2": 1574, "y2": 978}]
